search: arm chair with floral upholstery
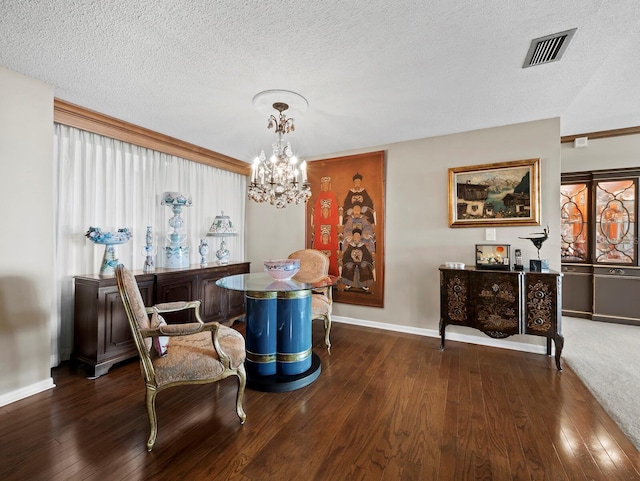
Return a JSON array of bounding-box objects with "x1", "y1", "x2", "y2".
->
[
  {"x1": 287, "y1": 249, "x2": 335, "y2": 352},
  {"x1": 115, "y1": 264, "x2": 246, "y2": 451}
]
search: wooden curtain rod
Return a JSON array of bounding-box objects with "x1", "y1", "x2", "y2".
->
[{"x1": 53, "y1": 99, "x2": 251, "y2": 176}]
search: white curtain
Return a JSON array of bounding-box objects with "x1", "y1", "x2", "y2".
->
[{"x1": 51, "y1": 124, "x2": 246, "y2": 366}]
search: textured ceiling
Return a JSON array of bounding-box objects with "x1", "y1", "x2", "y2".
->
[{"x1": 2, "y1": 1, "x2": 639, "y2": 162}]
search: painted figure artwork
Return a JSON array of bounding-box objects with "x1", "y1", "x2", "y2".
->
[
  {"x1": 340, "y1": 174, "x2": 377, "y2": 291},
  {"x1": 341, "y1": 227, "x2": 375, "y2": 290},
  {"x1": 311, "y1": 176, "x2": 340, "y2": 276},
  {"x1": 341, "y1": 172, "x2": 376, "y2": 226},
  {"x1": 305, "y1": 151, "x2": 385, "y2": 308}
]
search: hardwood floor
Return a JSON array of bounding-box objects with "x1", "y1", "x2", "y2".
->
[{"x1": 1, "y1": 321, "x2": 639, "y2": 480}]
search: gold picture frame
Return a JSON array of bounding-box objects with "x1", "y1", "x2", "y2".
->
[{"x1": 449, "y1": 158, "x2": 541, "y2": 228}]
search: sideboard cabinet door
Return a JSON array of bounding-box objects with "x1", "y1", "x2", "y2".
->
[
  {"x1": 200, "y1": 272, "x2": 226, "y2": 322},
  {"x1": 224, "y1": 263, "x2": 251, "y2": 321},
  {"x1": 73, "y1": 275, "x2": 154, "y2": 378},
  {"x1": 593, "y1": 266, "x2": 640, "y2": 323},
  {"x1": 523, "y1": 272, "x2": 560, "y2": 337},
  {"x1": 197, "y1": 262, "x2": 251, "y2": 324},
  {"x1": 469, "y1": 270, "x2": 521, "y2": 338},
  {"x1": 440, "y1": 269, "x2": 470, "y2": 327},
  {"x1": 155, "y1": 270, "x2": 198, "y2": 323}
]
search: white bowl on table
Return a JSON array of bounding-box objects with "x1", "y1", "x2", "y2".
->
[{"x1": 264, "y1": 259, "x2": 300, "y2": 281}]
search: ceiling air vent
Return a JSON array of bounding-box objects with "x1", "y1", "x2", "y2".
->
[{"x1": 523, "y1": 28, "x2": 577, "y2": 68}]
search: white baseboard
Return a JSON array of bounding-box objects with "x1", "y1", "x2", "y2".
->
[
  {"x1": 332, "y1": 316, "x2": 550, "y2": 355},
  {"x1": 0, "y1": 378, "x2": 56, "y2": 408}
]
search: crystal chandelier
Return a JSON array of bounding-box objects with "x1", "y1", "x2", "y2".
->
[{"x1": 248, "y1": 101, "x2": 311, "y2": 208}]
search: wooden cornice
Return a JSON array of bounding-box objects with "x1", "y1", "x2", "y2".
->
[
  {"x1": 561, "y1": 125, "x2": 640, "y2": 144},
  {"x1": 53, "y1": 99, "x2": 251, "y2": 176},
  {"x1": 55, "y1": 98, "x2": 639, "y2": 165}
]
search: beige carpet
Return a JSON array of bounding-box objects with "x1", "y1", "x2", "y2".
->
[{"x1": 562, "y1": 316, "x2": 640, "y2": 451}]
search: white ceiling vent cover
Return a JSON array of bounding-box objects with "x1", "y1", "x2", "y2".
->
[{"x1": 523, "y1": 28, "x2": 577, "y2": 68}]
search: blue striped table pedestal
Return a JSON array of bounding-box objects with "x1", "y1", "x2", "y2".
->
[
  {"x1": 243, "y1": 288, "x2": 321, "y2": 392},
  {"x1": 244, "y1": 291, "x2": 277, "y2": 377},
  {"x1": 277, "y1": 291, "x2": 312, "y2": 375},
  {"x1": 215, "y1": 273, "x2": 324, "y2": 393}
]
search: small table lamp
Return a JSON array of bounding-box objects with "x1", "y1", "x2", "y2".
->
[{"x1": 206, "y1": 211, "x2": 239, "y2": 264}]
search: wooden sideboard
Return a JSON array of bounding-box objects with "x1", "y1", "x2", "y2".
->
[
  {"x1": 439, "y1": 266, "x2": 564, "y2": 370},
  {"x1": 73, "y1": 262, "x2": 250, "y2": 377}
]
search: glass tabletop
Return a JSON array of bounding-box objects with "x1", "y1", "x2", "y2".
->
[{"x1": 216, "y1": 272, "x2": 338, "y2": 292}]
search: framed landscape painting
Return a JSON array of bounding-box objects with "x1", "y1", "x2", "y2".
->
[{"x1": 448, "y1": 158, "x2": 541, "y2": 228}]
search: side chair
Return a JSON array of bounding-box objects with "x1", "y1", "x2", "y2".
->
[
  {"x1": 287, "y1": 249, "x2": 335, "y2": 352},
  {"x1": 115, "y1": 264, "x2": 247, "y2": 451}
]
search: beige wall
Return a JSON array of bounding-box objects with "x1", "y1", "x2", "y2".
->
[
  {"x1": 561, "y1": 134, "x2": 640, "y2": 172},
  {"x1": 245, "y1": 201, "x2": 306, "y2": 265},
  {"x1": 0, "y1": 67, "x2": 55, "y2": 403},
  {"x1": 247, "y1": 118, "x2": 562, "y2": 350}
]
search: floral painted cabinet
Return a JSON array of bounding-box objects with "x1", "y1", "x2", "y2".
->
[
  {"x1": 439, "y1": 266, "x2": 563, "y2": 370},
  {"x1": 469, "y1": 271, "x2": 520, "y2": 337}
]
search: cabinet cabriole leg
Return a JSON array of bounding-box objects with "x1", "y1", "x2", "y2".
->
[{"x1": 554, "y1": 334, "x2": 564, "y2": 371}]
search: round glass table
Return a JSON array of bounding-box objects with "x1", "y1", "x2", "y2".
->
[{"x1": 216, "y1": 272, "x2": 329, "y2": 392}]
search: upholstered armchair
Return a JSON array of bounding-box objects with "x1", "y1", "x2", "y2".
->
[
  {"x1": 288, "y1": 249, "x2": 335, "y2": 352},
  {"x1": 115, "y1": 264, "x2": 246, "y2": 451}
]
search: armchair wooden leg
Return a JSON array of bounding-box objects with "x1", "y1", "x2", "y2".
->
[
  {"x1": 324, "y1": 314, "x2": 332, "y2": 353},
  {"x1": 145, "y1": 387, "x2": 158, "y2": 451},
  {"x1": 236, "y1": 364, "x2": 247, "y2": 424}
]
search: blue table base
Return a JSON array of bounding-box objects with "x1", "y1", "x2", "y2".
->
[
  {"x1": 246, "y1": 353, "x2": 321, "y2": 392},
  {"x1": 244, "y1": 290, "x2": 319, "y2": 392}
]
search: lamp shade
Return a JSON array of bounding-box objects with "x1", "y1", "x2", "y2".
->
[{"x1": 206, "y1": 211, "x2": 239, "y2": 237}]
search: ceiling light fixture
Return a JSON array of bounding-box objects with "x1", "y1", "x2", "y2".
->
[{"x1": 248, "y1": 91, "x2": 311, "y2": 208}]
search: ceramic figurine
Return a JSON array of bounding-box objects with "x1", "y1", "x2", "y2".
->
[
  {"x1": 199, "y1": 239, "x2": 209, "y2": 266},
  {"x1": 215, "y1": 239, "x2": 231, "y2": 264},
  {"x1": 161, "y1": 192, "x2": 192, "y2": 268},
  {"x1": 142, "y1": 226, "x2": 156, "y2": 272}
]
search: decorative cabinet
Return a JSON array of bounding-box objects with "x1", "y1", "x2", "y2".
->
[
  {"x1": 439, "y1": 266, "x2": 563, "y2": 370},
  {"x1": 561, "y1": 169, "x2": 640, "y2": 324},
  {"x1": 73, "y1": 262, "x2": 250, "y2": 377}
]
